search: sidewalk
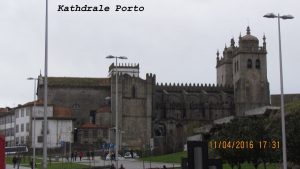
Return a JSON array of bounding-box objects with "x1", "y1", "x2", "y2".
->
[
  {"x1": 66, "y1": 156, "x2": 180, "y2": 169},
  {"x1": 6, "y1": 164, "x2": 31, "y2": 169},
  {"x1": 6, "y1": 156, "x2": 180, "y2": 169}
]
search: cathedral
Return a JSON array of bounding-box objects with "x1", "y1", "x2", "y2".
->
[{"x1": 37, "y1": 27, "x2": 270, "y2": 153}]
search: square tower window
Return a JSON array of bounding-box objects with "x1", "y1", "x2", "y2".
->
[
  {"x1": 247, "y1": 59, "x2": 252, "y2": 69},
  {"x1": 255, "y1": 59, "x2": 260, "y2": 69}
]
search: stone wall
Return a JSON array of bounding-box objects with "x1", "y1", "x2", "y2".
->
[
  {"x1": 153, "y1": 84, "x2": 234, "y2": 153},
  {"x1": 37, "y1": 77, "x2": 111, "y2": 127}
]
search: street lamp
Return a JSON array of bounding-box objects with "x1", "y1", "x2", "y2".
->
[
  {"x1": 263, "y1": 13, "x2": 294, "y2": 169},
  {"x1": 69, "y1": 129, "x2": 73, "y2": 162},
  {"x1": 43, "y1": 0, "x2": 49, "y2": 167},
  {"x1": 27, "y1": 77, "x2": 38, "y2": 169},
  {"x1": 105, "y1": 55, "x2": 128, "y2": 169}
]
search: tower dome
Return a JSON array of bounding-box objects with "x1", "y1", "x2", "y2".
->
[{"x1": 240, "y1": 26, "x2": 258, "y2": 42}]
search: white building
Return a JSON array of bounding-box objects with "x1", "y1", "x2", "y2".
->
[
  {"x1": 0, "y1": 108, "x2": 15, "y2": 146},
  {"x1": 14, "y1": 101, "x2": 73, "y2": 148},
  {"x1": 34, "y1": 117, "x2": 73, "y2": 148},
  {"x1": 14, "y1": 103, "x2": 53, "y2": 146}
]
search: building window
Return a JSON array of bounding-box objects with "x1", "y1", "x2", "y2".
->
[
  {"x1": 26, "y1": 108, "x2": 30, "y2": 116},
  {"x1": 10, "y1": 128, "x2": 14, "y2": 136},
  {"x1": 247, "y1": 59, "x2": 252, "y2": 68},
  {"x1": 237, "y1": 60, "x2": 239, "y2": 71},
  {"x1": 255, "y1": 59, "x2": 260, "y2": 69},
  {"x1": 72, "y1": 104, "x2": 80, "y2": 110},
  {"x1": 0, "y1": 117, "x2": 3, "y2": 125},
  {"x1": 21, "y1": 136, "x2": 24, "y2": 144},
  {"x1": 16, "y1": 125, "x2": 19, "y2": 133},
  {"x1": 21, "y1": 124, "x2": 24, "y2": 132},
  {"x1": 26, "y1": 123, "x2": 29, "y2": 132},
  {"x1": 16, "y1": 111, "x2": 19, "y2": 118},
  {"x1": 37, "y1": 136, "x2": 43, "y2": 143},
  {"x1": 26, "y1": 136, "x2": 29, "y2": 143},
  {"x1": 6, "y1": 116, "x2": 11, "y2": 123},
  {"x1": 16, "y1": 137, "x2": 19, "y2": 145},
  {"x1": 21, "y1": 109, "x2": 24, "y2": 117}
]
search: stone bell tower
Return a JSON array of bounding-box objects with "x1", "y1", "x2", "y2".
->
[{"x1": 232, "y1": 26, "x2": 270, "y2": 116}]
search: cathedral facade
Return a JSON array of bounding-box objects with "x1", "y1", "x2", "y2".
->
[{"x1": 37, "y1": 27, "x2": 270, "y2": 153}]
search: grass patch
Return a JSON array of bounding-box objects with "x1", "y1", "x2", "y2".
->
[
  {"x1": 140, "y1": 151, "x2": 187, "y2": 163},
  {"x1": 223, "y1": 163, "x2": 277, "y2": 169},
  {"x1": 140, "y1": 152, "x2": 277, "y2": 169},
  {"x1": 38, "y1": 162, "x2": 88, "y2": 169},
  {"x1": 6, "y1": 156, "x2": 87, "y2": 169},
  {"x1": 6, "y1": 155, "x2": 42, "y2": 164},
  {"x1": 286, "y1": 100, "x2": 300, "y2": 113}
]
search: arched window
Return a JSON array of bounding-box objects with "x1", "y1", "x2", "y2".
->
[
  {"x1": 255, "y1": 59, "x2": 260, "y2": 69},
  {"x1": 247, "y1": 59, "x2": 252, "y2": 69},
  {"x1": 132, "y1": 86, "x2": 136, "y2": 98}
]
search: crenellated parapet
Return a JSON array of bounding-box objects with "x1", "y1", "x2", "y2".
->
[
  {"x1": 108, "y1": 63, "x2": 139, "y2": 71},
  {"x1": 108, "y1": 63, "x2": 140, "y2": 77},
  {"x1": 146, "y1": 73, "x2": 156, "y2": 78},
  {"x1": 146, "y1": 73, "x2": 156, "y2": 85},
  {"x1": 155, "y1": 82, "x2": 233, "y2": 93}
]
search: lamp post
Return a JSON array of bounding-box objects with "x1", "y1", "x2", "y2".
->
[
  {"x1": 27, "y1": 77, "x2": 38, "y2": 169},
  {"x1": 69, "y1": 129, "x2": 72, "y2": 162},
  {"x1": 263, "y1": 13, "x2": 294, "y2": 169},
  {"x1": 105, "y1": 55, "x2": 128, "y2": 169},
  {"x1": 43, "y1": 0, "x2": 49, "y2": 167}
]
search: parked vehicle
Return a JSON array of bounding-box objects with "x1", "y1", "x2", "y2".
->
[
  {"x1": 105, "y1": 153, "x2": 125, "y2": 160},
  {"x1": 124, "y1": 152, "x2": 139, "y2": 158}
]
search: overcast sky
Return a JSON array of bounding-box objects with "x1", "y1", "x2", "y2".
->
[{"x1": 0, "y1": 0, "x2": 299, "y2": 107}]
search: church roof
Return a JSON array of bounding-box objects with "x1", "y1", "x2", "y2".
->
[
  {"x1": 23, "y1": 99, "x2": 44, "y2": 106},
  {"x1": 41, "y1": 77, "x2": 111, "y2": 88},
  {"x1": 0, "y1": 107, "x2": 10, "y2": 113}
]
